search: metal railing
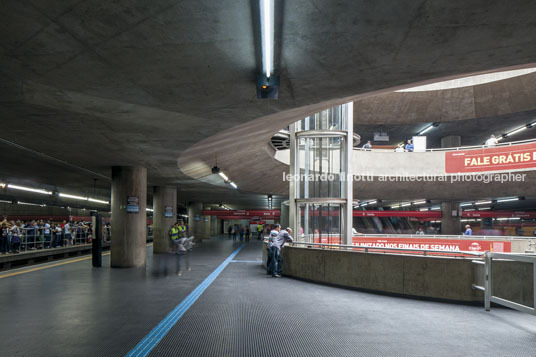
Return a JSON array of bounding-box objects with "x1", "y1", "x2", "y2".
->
[
  {"x1": 472, "y1": 252, "x2": 536, "y2": 315},
  {"x1": 353, "y1": 137, "x2": 536, "y2": 152},
  {"x1": 1, "y1": 225, "x2": 153, "y2": 254},
  {"x1": 296, "y1": 233, "x2": 533, "y2": 243},
  {"x1": 287, "y1": 240, "x2": 484, "y2": 258}
]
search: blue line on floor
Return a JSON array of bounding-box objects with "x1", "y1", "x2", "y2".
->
[
  {"x1": 230, "y1": 260, "x2": 261, "y2": 263},
  {"x1": 126, "y1": 244, "x2": 245, "y2": 357}
]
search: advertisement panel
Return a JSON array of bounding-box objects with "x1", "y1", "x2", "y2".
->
[
  {"x1": 351, "y1": 237, "x2": 511, "y2": 253},
  {"x1": 312, "y1": 236, "x2": 511, "y2": 253},
  {"x1": 445, "y1": 142, "x2": 536, "y2": 173}
]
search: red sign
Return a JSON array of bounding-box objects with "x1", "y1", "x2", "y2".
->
[
  {"x1": 353, "y1": 210, "x2": 441, "y2": 218},
  {"x1": 202, "y1": 210, "x2": 280, "y2": 217},
  {"x1": 445, "y1": 142, "x2": 536, "y2": 173},
  {"x1": 312, "y1": 236, "x2": 511, "y2": 254},
  {"x1": 351, "y1": 237, "x2": 511, "y2": 253},
  {"x1": 462, "y1": 210, "x2": 536, "y2": 218}
]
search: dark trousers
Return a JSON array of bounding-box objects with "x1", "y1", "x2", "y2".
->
[
  {"x1": 266, "y1": 246, "x2": 273, "y2": 274},
  {"x1": 257, "y1": 231, "x2": 263, "y2": 240},
  {"x1": 270, "y1": 247, "x2": 282, "y2": 275},
  {"x1": 54, "y1": 233, "x2": 63, "y2": 247},
  {"x1": 44, "y1": 233, "x2": 51, "y2": 247},
  {"x1": 0, "y1": 237, "x2": 7, "y2": 253}
]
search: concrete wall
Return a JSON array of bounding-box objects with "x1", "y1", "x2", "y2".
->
[{"x1": 281, "y1": 246, "x2": 534, "y2": 306}]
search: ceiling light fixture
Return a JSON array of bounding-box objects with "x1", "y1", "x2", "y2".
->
[
  {"x1": 8, "y1": 184, "x2": 52, "y2": 195},
  {"x1": 88, "y1": 198, "x2": 109, "y2": 204},
  {"x1": 260, "y1": 0, "x2": 273, "y2": 78},
  {"x1": 497, "y1": 197, "x2": 519, "y2": 203},
  {"x1": 59, "y1": 193, "x2": 88, "y2": 200}
]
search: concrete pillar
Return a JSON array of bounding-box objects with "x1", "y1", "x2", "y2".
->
[
  {"x1": 441, "y1": 135, "x2": 461, "y2": 148},
  {"x1": 441, "y1": 201, "x2": 461, "y2": 235},
  {"x1": 280, "y1": 202, "x2": 289, "y2": 229},
  {"x1": 153, "y1": 186, "x2": 177, "y2": 254},
  {"x1": 188, "y1": 202, "x2": 211, "y2": 240},
  {"x1": 111, "y1": 166, "x2": 147, "y2": 268}
]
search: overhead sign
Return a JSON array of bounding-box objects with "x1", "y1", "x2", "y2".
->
[
  {"x1": 202, "y1": 210, "x2": 280, "y2": 217},
  {"x1": 445, "y1": 142, "x2": 536, "y2": 173},
  {"x1": 462, "y1": 211, "x2": 536, "y2": 218},
  {"x1": 353, "y1": 210, "x2": 441, "y2": 218}
]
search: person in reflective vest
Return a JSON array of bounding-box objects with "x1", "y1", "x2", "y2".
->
[
  {"x1": 178, "y1": 221, "x2": 187, "y2": 238},
  {"x1": 170, "y1": 223, "x2": 179, "y2": 241}
]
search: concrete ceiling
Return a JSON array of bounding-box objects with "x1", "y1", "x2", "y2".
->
[{"x1": 2, "y1": 1, "x2": 536, "y2": 209}]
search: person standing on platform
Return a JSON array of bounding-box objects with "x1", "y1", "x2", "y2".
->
[
  {"x1": 169, "y1": 222, "x2": 181, "y2": 253},
  {"x1": 257, "y1": 223, "x2": 264, "y2": 240},
  {"x1": 270, "y1": 226, "x2": 293, "y2": 278},
  {"x1": 232, "y1": 224, "x2": 238, "y2": 241},
  {"x1": 239, "y1": 226, "x2": 244, "y2": 242},
  {"x1": 362, "y1": 140, "x2": 372, "y2": 151},
  {"x1": 416, "y1": 228, "x2": 424, "y2": 235},
  {"x1": 405, "y1": 139, "x2": 414, "y2": 152},
  {"x1": 245, "y1": 227, "x2": 250, "y2": 242},
  {"x1": 227, "y1": 225, "x2": 232, "y2": 239},
  {"x1": 485, "y1": 135, "x2": 499, "y2": 147},
  {"x1": 10, "y1": 222, "x2": 21, "y2": 253},
  {"x1": 178, "y1": 221, "x2": 188, "y2": 238},
  {"x1": 463, "y1": 225, "x2": 472, "y2": 235},
  {"x1": 0, "y1": 222, "x2": 9, "y2": 254},
  {"x1": 266, "y1": 225, "x2": 280, "y2": 275}
]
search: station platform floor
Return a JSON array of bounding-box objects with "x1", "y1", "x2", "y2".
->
[{"x1": 1, "y1": 238, "x2": 535, "y2": 356}]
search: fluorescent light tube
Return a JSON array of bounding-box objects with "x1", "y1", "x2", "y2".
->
[
  {"x1": 507, "y1": 126, "x2": 526, "y2": 136},
  {"x1": 218, "y1": 172, "x2": 229, "y2": 181},
  {"x1": 497, "y1": 197, "x2": 518, "y2": 203},
  {"x1": 229, "y1": 182, "x2": 238, "y2": 189},
  {"x1": 260, "y1": 0, "x2": 274, "y2": 78},
  {"x1": 88, "y1": 198, "x2": 110, "y2": 204},
  {"x1": 59, "y1": 193, "x2": 88, "y2": 200},
  {"x1": 8, "y1": 184, "x2": 52, "y2": 195},
  {"x1": 475, "y1": 201, "x2": 492, "y2": 205},
  {"x1": 418, "y1": 125, "x2": 434, "y2": 135}
]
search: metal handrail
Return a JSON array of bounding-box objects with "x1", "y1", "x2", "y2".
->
[
  {"x1": 297, "y1": 233, "x2": 533, "y2": 240},
  {"x1": 472, "y1": 251, "x2": 536, "y2": 315},
  {"x1": 288, "y1": 240, "x2": 485, "y2": 257},
  {"x1": 353, "y1": 137, "x2": 536, "y2": 153}
]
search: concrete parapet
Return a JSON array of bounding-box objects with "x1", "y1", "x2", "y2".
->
[{"x1": 282, "y1": 246, "x2": 534, "y2": 306}]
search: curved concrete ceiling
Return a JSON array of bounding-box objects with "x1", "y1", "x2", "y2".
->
[
  {"x1": 178, "y1": 67, "x2": 536, "y2": 201},
  {"x1": 2, "y1": 1, "x2": 536, "y2": 207}
]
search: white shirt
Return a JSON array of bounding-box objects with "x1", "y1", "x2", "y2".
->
[{"x1": 485, "y1": 137, "x2": 498, "y2": 146}]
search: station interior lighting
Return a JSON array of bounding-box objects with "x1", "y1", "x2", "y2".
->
[
  {"x1": 212, "y1": 165, "x2": 238, "y2": 189},
  {"x1": 430, "y1": 206, "x2": 441, "y2": 210},
  {"x1": 497, "y1": 197, "x2": 519, "y2": 203},
  {"x1": 88, "y1": 198, "x2": 109, "y2": 204},
  {"x1": 475, "y1": 200, "x2": 492, "y2": 205},
  {"x1": 268, "y1": 194, "x2": 273, "y2": 209},
  {"x1": 260, "y1": 0, "x2": 274, "y2": 78},
  {"x1": 0, "y1": 199, "x2": 12, "y2": 204},
  {"x1": 419, "y1": 208, "x2": 429, "y2": 211},
  {"x1": 59, "y1": 193, "x2": 88, "y2": 200},
  {"x1": 412, "y1": 200, "x2": 427, "y2": 205},
  {"x1": 400, "y1": 202, "x2": 411, "y2": 207},
  {"x1": 8, "y1": 184, "x2": 52, "y2": 195},
  {"x1": 146, "y1": 208, "x2": 154, "y2": 212},
  {"x1": 18, "y1": 201, "x2": 46, "y2": 207},
  {"x1": 390, "y1": 204, "x2": 400, "y2": 208},
  {"x1": 460, "y1": 202, "x2": 473, "y2": 207}
]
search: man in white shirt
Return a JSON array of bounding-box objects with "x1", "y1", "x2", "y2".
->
[{"x1": 485, "y1": 135, "x2": 499, "y2": 147}]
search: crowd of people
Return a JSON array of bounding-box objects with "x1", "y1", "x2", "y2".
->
[{"x1": 0, "y1": 218, "x2": 112, "y2": 254}]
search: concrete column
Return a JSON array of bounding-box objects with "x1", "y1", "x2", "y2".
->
[
  {"x1": 152, "y1": 186, "x2": 177, "y2": 254},
  {"x1": 280, "y1": 202, "x2": 289, "y2": 229},
  {"x1": 188, "y1": 202, "x2": 211, "y2": 240},
  {"x1": 111, "y1": 166, "x2": 147, "y2": 268},
  {"x1": 441, "y1": 201, "x2": 461, "y2": 235},
  {"x1": 441, "y1": 135, "x2": 461, "y2": 148}
]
